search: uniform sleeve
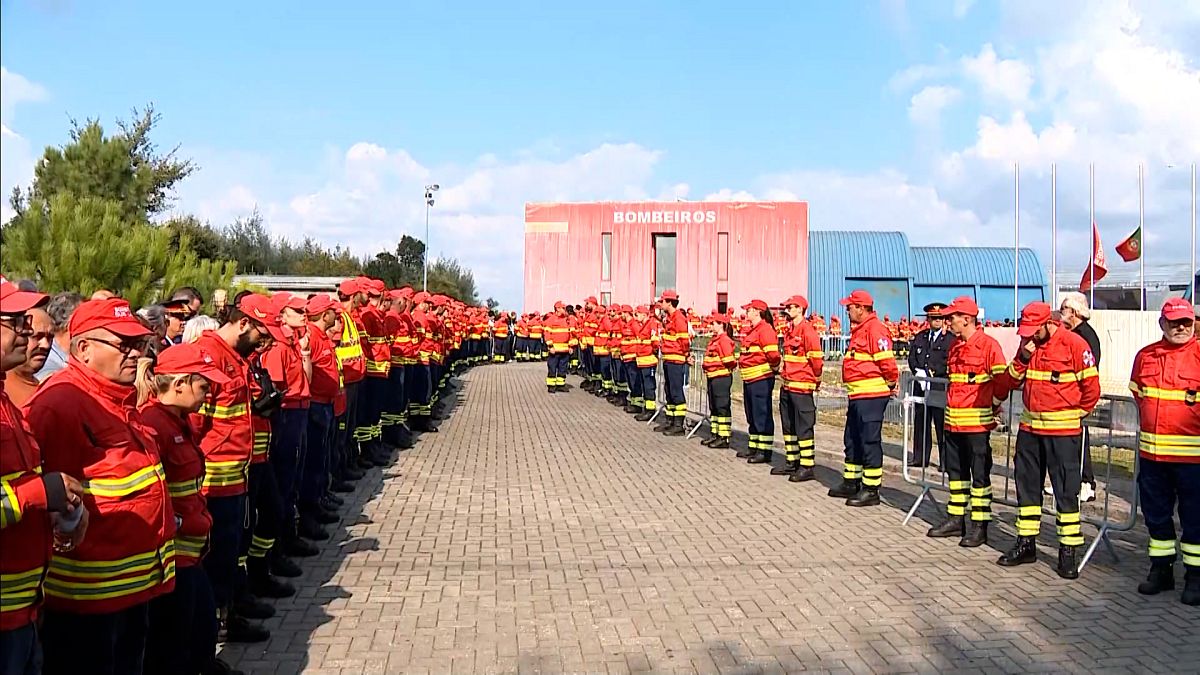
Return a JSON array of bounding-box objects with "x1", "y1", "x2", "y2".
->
[
  {"x1": 676, "y1": 314, "x2": 691, "y2": 351},
  {"x1": 1128, "y1": 349, "x2": 1145, "y2": 400},
  {"x1": 1075, "y1": 338, "x2": 1102, "y2": 414},
  {"x1": 0, "y1": 469, "x2": 47, "y2": 529},
  {"x1": 762, "y1": 327, "x2": 781, "y2": 368},
  {"x1": 872, "y1": 325, "x2": 899, "y2": 384},
  {"x1": 804, "y1": 324, "x2": 824, "y2": 379},
  {"x1": 24, "y1": 389, "x2": 88, "y2": 487},
  {"x1": 260, "y1": 346, "x2": 287, "y2": 386},
  {"x1": 907, "y1": 333, "x2": 921, "y2": 371},
  {"x1": 719, "y1": 336, "x2": 737, "y2": 367}
]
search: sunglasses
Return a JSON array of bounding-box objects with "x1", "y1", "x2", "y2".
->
[
  {"x1": 85, "y1": 336, "x2": 152, "y2": 356},
  {"x1": 0, "y1": 314, "x2": 34, "y2": 334}
]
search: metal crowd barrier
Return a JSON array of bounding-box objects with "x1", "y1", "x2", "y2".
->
[
  {"x1": 900, "y1": 373, "x2": 1140, "y2": 573},
  {"x1": 645, "y1": 348, "x2": 713, "y2": 439}
]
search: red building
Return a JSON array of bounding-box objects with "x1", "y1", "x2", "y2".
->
[{"x1": 523, "y1": 201, "x2": 809, "y2": 313}]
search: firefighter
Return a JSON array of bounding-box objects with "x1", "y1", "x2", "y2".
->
[
  {"x1": 1129, "y1": 298, "x2": 1200, "y2": 605},
  {"x1": 492, "y1": 309, "x2": 510, "y2": 363},
  {"x1": 994, "y1": 301, "x2": 1100, "y2": 579},
  {"x1": 0, "y1": 281, "x2": 87, "y2": 675},
  {"x1": 609, "y1": 306, "x2": 629, "y2": 407},
  {"x1": 529, "y1": 314, "x2": 544, "y2": 361},
  {"x1": 25, "y1": 298, "x2": 177, "y2": 673},
  {"x1": 701, "y1": 311, "x2": 737, "y2": 449},
  {"x1": 408, "y1": 292, "x2": 438, "y2": 432},
  {"x1": 828, "y1": 290, "x2": 899, "y2": 507},
  {"x1": 358, "y1": 280, "x2": 391, "y2": 462},
  {"x1": 776, "y1": 295, "x2": 823, "y2": 482},
  {"x1": 908, "y1": 302, "x2": 953, "y2": 468},
  {"x1": 303, "y1": 295, "x2": 345, "y2": 531},
  {"x1": 621, "y1": 306, "x2": 642, "y2": 413},
  {"x1": 514, "y1": 314, "x2": 529, "y2": 361},
  {"x1": 925, "y1": 297, "x2": 1007, "y2": 546},
  {"x1": 593, "y1": 305, "x2": 613, "y2": 397},
  {"x1": 738, "y1": 300, "x2": 780, "y2": 462},
  {"x1": 140, "y1": 344, "x2": 229, "y2": 675},
  {"x1": 634, "y1": 305, "x2": 662, "y2": 422},
  {"x1": 657, "y1": 290, "x2": 690, "y2": 436},
  {"x1": 335, "y1": 278, "x2": 368, "y2": 474},
  {"x1": 580, "y1": 297, "x2": 599, "y2": 389},
  {"x1": 543, "y1": 302, "x2": 571, "y2": 392}
]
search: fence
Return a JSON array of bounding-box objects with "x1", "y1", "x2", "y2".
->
[{"x1": 899, "y1": 373, "x2": 1140, "y2": 573}]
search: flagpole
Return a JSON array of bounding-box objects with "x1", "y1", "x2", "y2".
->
[
  {"x1": 1051, "y1": 163, "x2": 1057, "y2": 307},
  {"x1": 1192, "y1": 162, "x2": 1196, "y2": 294},
  {"x1": 1089, "y1": 163, "x2": 1095, "y2": 309},
  {"x1": 1014, "y1": 162, "x2": 1020, "y2": 322},
  {"x1": 1138, "y1": 163, "x2": 1145, "y2": 310}
]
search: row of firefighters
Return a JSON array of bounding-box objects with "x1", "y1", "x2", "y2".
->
[
  {"x1": 539, "y1": 289, "x2": 1199, "y2": 604},
  {"x1": 0, "y1": 275, "x2": 504, "y2": 675}
]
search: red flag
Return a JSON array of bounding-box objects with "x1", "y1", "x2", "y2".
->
[
  {"x1": 1115, "y1": 226, "x2": 1141, "y2": 262},
  {"x1": 1079, "y1": 221, "x2": 1108, "y2": 292}
]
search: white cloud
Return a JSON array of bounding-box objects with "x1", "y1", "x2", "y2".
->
[
  {"x1": 0, "y1": 68, "x2": 48, "y2": 224},
  {"x1": 1, "y1": 67, "x2": 48, "y2": 125},
  {"x1": 908, "y1": 85, "x2": 961, "y2": 127},
  {"x1": 702, "y1": 188, "x2": 757, "y2": 201},
  {"x1": 952, "y1": 0, "x2": 975, "y2": 19},
  {"x1": 961, "y1": 43, "x2": 1034, "y2": 106}
]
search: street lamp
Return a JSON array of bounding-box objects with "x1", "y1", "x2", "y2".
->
[{"x1": 423, "y1": 184, "x2": 439, "y2": 291}]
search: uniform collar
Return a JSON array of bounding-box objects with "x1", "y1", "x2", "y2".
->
[{"x1": 64, "y1": 357, "x2": 137, "y2": 409}]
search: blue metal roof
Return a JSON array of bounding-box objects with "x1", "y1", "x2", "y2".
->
[
  {"x1": 911, "y1": 247, "x2": 1046, "y2": 287},
  {"x1": 808, "y1": 231, "x2": 913, "y2": 319}
]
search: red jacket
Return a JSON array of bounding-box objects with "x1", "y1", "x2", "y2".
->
[
  {"x1": 1129, "y1": 336, "x2": 1200, "y2": 462},
  {"x1": 140, "y1": 402, "x2": 211, "y2": 568},
  {"x1": 25, "y1": 362, "x2": 176, "y2": 614},
  {"x1": 635, "y1": 317, "x2": 662, "y2": 367},
  {"x1": 594, "y1": 317, "x2": 612, "y2": 356},
  {"x1": 781, "y1": 319, "x2": 823, "y2": 393},
  {"x1": 739, "y1": 321, "x2": 781, "y2": 383},
  {"x1": 660, "y1": 309, "x2": 691, "y2": 364},
  {"x1": 262, "y1": 333, "x2": 310, "y2": 409},
  {"x1": 1, "y1": 381, "x2": 53, "y2": 630},
  {"x1": 543, "y1": 314, "x2": 572, "y2": 354},
  {"x1": 703, "y1": 333, "x2": 737, "y2": 379},
  {"x1": 335, "y1": 308, "x2": 366, "y2": 384},
  {"x1": 609, "y1": 318, "x2": 625, "y2": 355},
  {"x1": 307, "y1": 321, "x2": 340, "y2": 404},
  {"x1": 842, "y1": 314, "x2": 899, "y2": 400},
  {"x1": 391, "y1": 311, "x2": 418, "y2": 365},
  {"x1": 360, "y1": 306, "x2": 391, "y2": 377},
  {"x1": 248, "y1": 353, "x2": 272, "y2": 466},
  {"x1": 944, "y1": 328, "x2": 1008, "y2": 433},
  {"x1": 191, "y1": 331, "x2": 253, "y2": 496},
  {"x1": 994, "y1": 327, "x2": 1100, "y2": 435}
]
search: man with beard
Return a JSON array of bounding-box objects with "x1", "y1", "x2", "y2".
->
[
  {"x1": 3, "y1": 306, "x2": 52, "y2": 406},
  {"x1": 191, "y1": 294, "x2": 283, "y2": 643}
]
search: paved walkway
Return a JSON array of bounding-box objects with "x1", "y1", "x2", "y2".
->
[{"x1": 223, "y1": 363, "x2": 1199, "y2": 674}]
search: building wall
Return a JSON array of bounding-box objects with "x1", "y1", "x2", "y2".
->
[{"x1": 523, "y1": 201, "x2": 808, "y2": 313}]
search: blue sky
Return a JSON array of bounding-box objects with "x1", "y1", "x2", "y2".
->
[{"x1": 2, "y1": 1, "x2": 1198, "y2": 308}]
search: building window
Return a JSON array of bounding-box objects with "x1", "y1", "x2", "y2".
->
[
  {"x1": 653, "y1": 234, "x2": 677, "y2": 299},
  {"x1": 600, "y1": 292, "x2": 611, "y2": 306},
  {"x1": 717, "y1": 232, "x2": 729, "y2": 281},
  {"x1": 717, "y1": 293, "x2": 728, "y2": 314},
  {"x1": 601, "y1": 232, "x2": 612, "y2": 281}
]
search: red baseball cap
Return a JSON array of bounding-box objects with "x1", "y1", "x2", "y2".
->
[
  {"x1": 781, "y1": 294, "x2": 809, "y2": 309},
  {"x1": 621, "y1": 304, "x2": 633, "y2": 313},
  {"x1": 742, "y1": 299, "x2": 769, "y2": 312},
  {"x1": 306, "y1": 294, "x2": 339, "y2": 316},
  {"x1": 585, "y1": 296, "x2": 598, "y2": 304},
  {"x1": 68, "y1": 298, "x2": 152, "y2": 338},
  {"x1": 412, "y1": 291, "x2": 431, "y2": 305},
  {"x1": 840, "y1": 290, "x2": 874, "y2": 306},
  {"x1": 636, "y1": 305, "x2": 650, "y2": 314},
  {"x1": 554, "y1": 301, "x2": 565, "y2": 309},
  {"x1": 660, "y1": 289, "x2": 679, "y2": 301},
  {"x1": 365, "y1": 279, "x2": 385, "y2": 296},
  {"x1": 154, "y1": 343, "x2": 231, "y2": 384},
  {"x1": 0, "y1": 279, "x2": 48, "y2": 314},
  {"x1": 237, "y1": 294, "x2": 289, "y2": 341},
  {"x1": 708, "y1": 311, "x2": 730, "y2": 323},
  {"x1": 944, "y1": 296, "x2": 980, "y2": 318},
  {"x1": 1160, "y1": 297, "x2": 1195, "y2": 321},
  {"x1": 338, "y1": 278, "x2": 363, "y2": 295},
  {"x1": 272, "y1": 292, "x2": 306, "y2": 313},
  {"x1": 1017, "y1": 301, "x2": 1054, "y2": 337}
]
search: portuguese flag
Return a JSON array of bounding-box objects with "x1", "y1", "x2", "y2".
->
[{"x1": 1115, "y1": 226, "x2": 1141, "y2": 262}]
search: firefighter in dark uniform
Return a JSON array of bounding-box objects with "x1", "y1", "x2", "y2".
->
[{"x1": 908, "y1": 302, "x2": 953, "y2": 468}]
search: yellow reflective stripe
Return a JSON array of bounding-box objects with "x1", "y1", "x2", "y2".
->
[
  {"x1": 945, "y1": 407, "x2": 995, "y2": 425},
  {"x1": 949, "y1": 373, "x2": 993, "y2": 384},
  {"x1": 80, "y1": 464, "x2": 165, "y2": 498},
  {"x1": 44, "y1": 563, "x2": 175, "y2": 601},
  {"x1": 1022, "y1": 409, "x2": 1086, "y2": 421},
  {"x1": 167, "y1": 476, "x2": 203, "y2": 498},
  {"x1": 740, "y1": 364, "x2": 771, "y2": 380},
  {"x1": 1, "y1": 565, "x2": 45, "y2": 610},
  {"x1": 806, "y1": 351, "x2": 825, "y2": 358},
  {"x1": 49, "y1": 541, "x2": 174, "y2": 579},
  {"x1": 782, "y1": 380, "x2": 817, "y2": 391},
  {"x1": 1139, "y1": 431, "x2": 1200, "y2": 458},
  {"x1": 848, "y1": 352, "x2": 874, "y2": 361},
  {"x1": 175, "y1": 535, "x2": 207, "y2": 559},
  {"x1": 706, "y1": 369, "x2": 732, "y2": 378},
  {"x1": 203, "y1": 460, "x2": 248, "y2": 488},
  {"x1": 873, "y1": 350, "x2": 894, "y2": 361},
  {"x1": 0, "y1": 481, "x2": 21, "y2": 528},
  {"x1": 845, "y1": 377, "x2": 889, "y2": 395},
  {"x1": 1133, "y1": 385, "x2": 1198, "y2": 402},
  {"x1": 1025, "y1": 370, "x2": 1088, "y2": 383},
  {"x1": 781, "y1": 355, "x2": 807, "y2": 363},
  {"x1": 197, "y1": 402, "x2": 249, "y2": 419}
]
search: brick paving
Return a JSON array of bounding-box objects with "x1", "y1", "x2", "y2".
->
[{"x1": 222, "y1": 363, "x2": 1199, "y2": 674}]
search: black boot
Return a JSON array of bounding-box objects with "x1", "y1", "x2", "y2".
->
[
  {"x1": 735, "y1": 446, "x2": 756, "y2": 458},
  {"x1": 285, "y1": 533, "x2": 320, "y2": 558},
  {"x1": 789, "y1": 466, "x2": 816, "y2": 482},
  {"x1": 624, "y1": 403, "x2": 641, "y2": 414},
  {"x1": 330, "y1": 479, "x2": 356, "y2": 493},
  {"x1": 770, "y1": 460, "x2": 798, "y2": 476},
  {"x1": 653, "y1": 416, "x2": 671, "y2": 432},
  {"x1": 997, "y1": 535, "x2": 1038, "y2": 567},
  {"x1": 1136, "y1": 561, "x2": 1175, "y2": 595},
  {"x1": 547, "y1": 386, "x2": 555, "y2": 394},
  {"x1": 701, "y1": 435, "x2": 719, "y2": 447},
  {"x1": 709, "y1": 437, "x2": 730, "y2": 449},
  {"x1": 247, "y1": 557, "x2": 295, "y2": 598},
  {"x1": 845, "y1": 485, "x2": 880, "y2": 507},
  {"x1": 634, "y1": 410, "x2": 654, "y2": 422},
  {"x1": 202, "y1": 656, "x2": 245, "y2": 675},
  {"x1": 232, "y1": 594, "x2": 274, "y2": 620},
  {"x1": 270, "y1": 554, "x2": 303, "y2": 578},
  {"x1": 322, "y1": 492, "x2": 345, "y2": 507},
  {"x1": 340, "y1": 465, "x2": 365, "y2": 480},
  {"x1": 394, "y1": 430, "x2": 416, "y2": 450},
  {"x1": 959, "y1": 520, "x2": 989, "y2": 548},
  {"x1": 1056, "y1": 545, "x2": 1080, "y2": 580},
  {"x1": 1183, "y1": 567, "x2": 1200, "y2": 606},
  {"x1": 224, "y1": 612, "x2": 270, "y2": 643},
  {"x1": 926, "y1": 515, "x2": 965, "y2": 539},
  {"x1": 663, "y1": 417, "x2": 686, "y2": 437},
  {"x1": 747, "y1": 450, "x2": 772, "y2": 465},
  {"x1": 299, "y1": 515, "x2": 330, "y2": 541},
  {"x1": 827, "y1": 478, "x2": 860, "y2": 499},
  {"x1": 310, "y1": 504, "x2": 340, "y2": 524}
]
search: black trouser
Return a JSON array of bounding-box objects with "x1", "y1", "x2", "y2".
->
[
  {"x1": 743, "y1": 377, "x2": 775, "y2": 452},
  {"x1": 0, "y1": 623, "x2": 41, "y2": 675},
  {"x1": 624, "y1": 360, "x2": 641, "y2": 406},
  {"x1": 943, "y1": 430, "x2": 993, "y2": 522},
  {"x1": 406, "y1": 363, "x2": 431, "y2": 421},
  {"x1": 639, "y1": 366, "x2": 658, "y2": 411},
  {"x1": 1013, "y1": 431, "x2": 1083, "y2": 546},
  {"x1": 581, "y1": 347, "x2": 594, "y2": 380},
  {"x1": 1138, "y1": 459, "x2": 1200, "y2": 569},
  {"x1": 359, "y1": 376, "x2": 388, "y2": 446},
  {"x1": 246, "y1": 461, "x2": 283, "y2": 568},
  {"x1": 493, "y1": 337, "x2": 508, "y2": 362},
  {"x1": 341, "y1": 380, "x2": 362, "y2": 466},
  {"x1": 1081, "y1": 426, "x2": 1095, "y2": 487},
  {"x1": 663, "y1": 362, "x2": 687, "y2": 419},
  {"x1": 779, "y1": 389, "x2": 816, "y2": 467},
  {"x1": 42, "y1": 602, "x2": 149, "y2": 675},
  {"x1": 302, "y1": 402, "x2": 334, "y2": 510},
  {"x1": 204, "y1": 494, "x2": 246, "y2": 607},
  {"x1": 911, "y1": 390, "x2": 945, "y2": 468},
  {"x1": 843, "y1": 396, "x2": 888, "y2": 487},
  {"x1": 596, "y1": 354, "x2": 612, "y2": 391},
  {"x1": 145, "y1": 564, "x2": 218, "y2": 675},
  {"x1": 270, "y1": 408, "x2": 308, "y2": 528},
  {"x1": 546, "y1": 353, "x2": 568, "y2": 387},
  {"x1": 707, "y1": 376, "x2": 732, "y2": 438}
]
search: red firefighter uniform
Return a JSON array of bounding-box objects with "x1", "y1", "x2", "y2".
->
[
  {"x1": 635, "y1": 315, "x2": 662, "y2": 369},
  {"x1": 779, "y1": 316, "x2": 823, "y2": 469},
  {"x1": 702, "y1": 329, "x2": 737, "y2": 441},
  {"x1": 192, "y1": 330, "x2": 254, "y2": 496},
  {"x1": 141, "y1": 402, "x2": 211, "y2": 567},
  {"x1": 842, "y1": 313, "x2": 899, "y2": 400},
  {"x1": 660, "y1": 308, "x2": 690, "y2": 365},
  {"x1": 738, "y1": 315, "x2": 781, "y2": 454},
  {"x1": 360, "y1": 304, "x2": 391, "y2": 379},
  {"x1": 335, "y1": 308, "x2": 366, "y2": 385},
  {"x1": 780, "y1": 319, "x2": 823, "y2": 394},
  {"x1": 542, "y1": 314, "x2": 571, "y2": 355},
  {"x1": 26, "y1": 364, "x2": 176, "y2": 614},
  {"x1": 0, "y1": 381, "x2": 53, "y2": 630}
]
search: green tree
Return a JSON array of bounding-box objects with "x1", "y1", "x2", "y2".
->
[
  {"x1": 165, "y1": 215, "x2": 224, "y2": 261},
  {"x1": 485, "y1": 297, "x2": 500, "y2": 311},
  {"x1": 2, "y1": 194, "x2": 233, "y2": 306},
  {"x1": 427, "y1": 257, "x2": 478, "y2": 304},
  {"x1": 13, "y1": 106, "x2": 196, "y2": 222}
]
